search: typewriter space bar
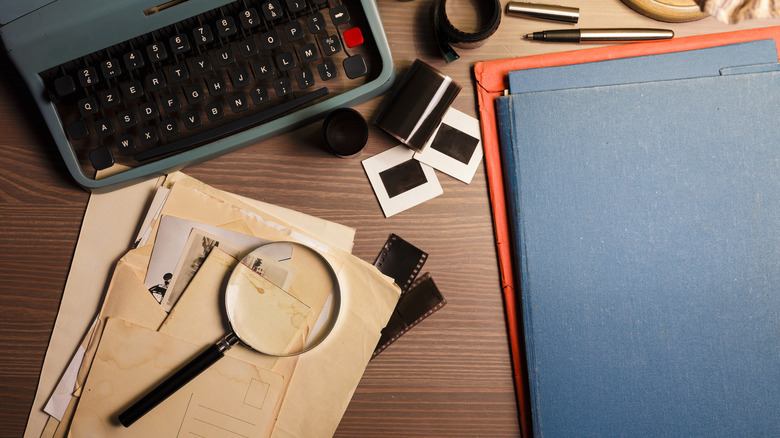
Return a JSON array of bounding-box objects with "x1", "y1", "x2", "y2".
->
[{"x1": 135, "y1": 87, "x2": 329, "y2": 162}]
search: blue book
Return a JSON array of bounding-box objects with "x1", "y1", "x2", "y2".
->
[{"x1": 496, "y1": 71, "x2": 780, "y2": 437}]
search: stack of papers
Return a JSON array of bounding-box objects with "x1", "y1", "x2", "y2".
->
[{"x1": 31, "y1": 172, "x2": 400, "y2": 438}]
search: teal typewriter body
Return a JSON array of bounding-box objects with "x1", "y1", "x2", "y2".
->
[{"x1": 0, "y1": 0, "x2": 395, "y2": 189}]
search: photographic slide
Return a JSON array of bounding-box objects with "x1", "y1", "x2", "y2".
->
[
  {"x1": 362, "y1": 145, "x2": 443, "y2": 217},
  {"x1": 414, "y1": 108, "x2": 483, "y2": 184}
]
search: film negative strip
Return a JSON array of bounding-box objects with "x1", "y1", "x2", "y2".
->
[
  {"x1": 373, "y1": 233, "x2": 428, "y2": 293},
  {"x1": 372, "y1": 272, "x2": 447, "y2": 358}
]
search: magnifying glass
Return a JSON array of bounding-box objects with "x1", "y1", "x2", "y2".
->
[{"x1": 118, "y1": 241, "x2": 341, "y2": 427}]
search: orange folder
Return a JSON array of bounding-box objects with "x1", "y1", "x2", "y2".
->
[{"x1": 474, "y1": 26, "x2": 780, "y2": 438}]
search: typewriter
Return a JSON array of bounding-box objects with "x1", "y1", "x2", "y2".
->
[{"x1": 0, "y1": 0, "x2": 394, "y2": 188}]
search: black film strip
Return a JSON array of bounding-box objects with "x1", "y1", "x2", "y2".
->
[
  {"x1": 374, "y1": 233, "x2": 428, "y2": 293},
  {"x1": 372, "y1": 273, "x2": 447, "y2": 358}
]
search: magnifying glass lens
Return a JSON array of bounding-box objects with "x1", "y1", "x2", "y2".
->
[
  {"x1": 226, "y1": 241, "x2": 340, "y2": 356},
  {"x1": 226, "y1": 263, "x2": 312, "y2": 354}
]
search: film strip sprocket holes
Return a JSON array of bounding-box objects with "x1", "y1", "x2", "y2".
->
[
  {"x1": 372, "y1": 234, "x2": 446, "y2": 358},
  {"x1": 372, "y1": 273, "x2": 447, "y2": 358},
  {"x1": 374, "y1": 233, "x2": 428, "y2": 293}
]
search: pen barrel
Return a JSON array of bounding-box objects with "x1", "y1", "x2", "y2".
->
[
  {"x1": 117, "y1": 335, "x2": 237, "y2": 427},
  {"x1": 578, "y1": 28, "x2": 673, "y2": 42}
]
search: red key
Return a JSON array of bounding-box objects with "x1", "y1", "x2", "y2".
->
[{"x1": 343, "y1": 27, "x2": 364, "y2": 48}]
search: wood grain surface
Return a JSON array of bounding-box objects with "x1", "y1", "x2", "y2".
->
[{"x1": 2, "y1": 1, "x2": 780, "y2": 437}]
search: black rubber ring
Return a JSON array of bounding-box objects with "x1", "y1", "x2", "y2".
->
[{"x1": 432, "y1": 0, "x2": 502, "y2": 63}]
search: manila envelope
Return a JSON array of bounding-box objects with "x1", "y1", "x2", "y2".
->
[
  {"x1": 70, "y1": 318, "x2": 284, "y2": 438},
  {"x1": 161, "y1": 172, "x2": 356, "y2": 253},
  {"x1": 62, "y1": 174, "x2": 400, "y2": 438},
  {"x1": 152, "y1": 172, "x2": 352, "y2": 254}
]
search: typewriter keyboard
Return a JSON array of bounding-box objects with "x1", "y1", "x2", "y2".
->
[{"x1": 40, "y1": 0, "x2": 386, "y2": 179}]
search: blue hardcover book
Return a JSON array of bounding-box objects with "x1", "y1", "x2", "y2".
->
[{"x1": 496, "y1": 71, "x2": 780, "y2": 437}]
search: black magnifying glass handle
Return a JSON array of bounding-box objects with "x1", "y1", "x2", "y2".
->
[{"x1": 117, "y1": 332, "x2": 240, "y2": 427}]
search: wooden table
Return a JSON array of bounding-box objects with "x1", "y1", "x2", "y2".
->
[{"x1": 2, "y1": 1, "x2": 779, "y2": 436}]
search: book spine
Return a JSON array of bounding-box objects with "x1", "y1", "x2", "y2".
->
[{"x1": 496, "y1": 95, "x2": 541, "y2": 435}]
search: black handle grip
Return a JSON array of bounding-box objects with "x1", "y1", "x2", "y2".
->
[
  {"x1": 118, "y1": 342, "x2": 225, "y2": 427},
  {"x1": 541, "y1": 29, "x2": 580, "y2": 42}
]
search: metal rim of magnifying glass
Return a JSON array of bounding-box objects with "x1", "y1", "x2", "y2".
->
[{"x1": 225, "y1": 241, "x2": 342, "y2": 358}]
